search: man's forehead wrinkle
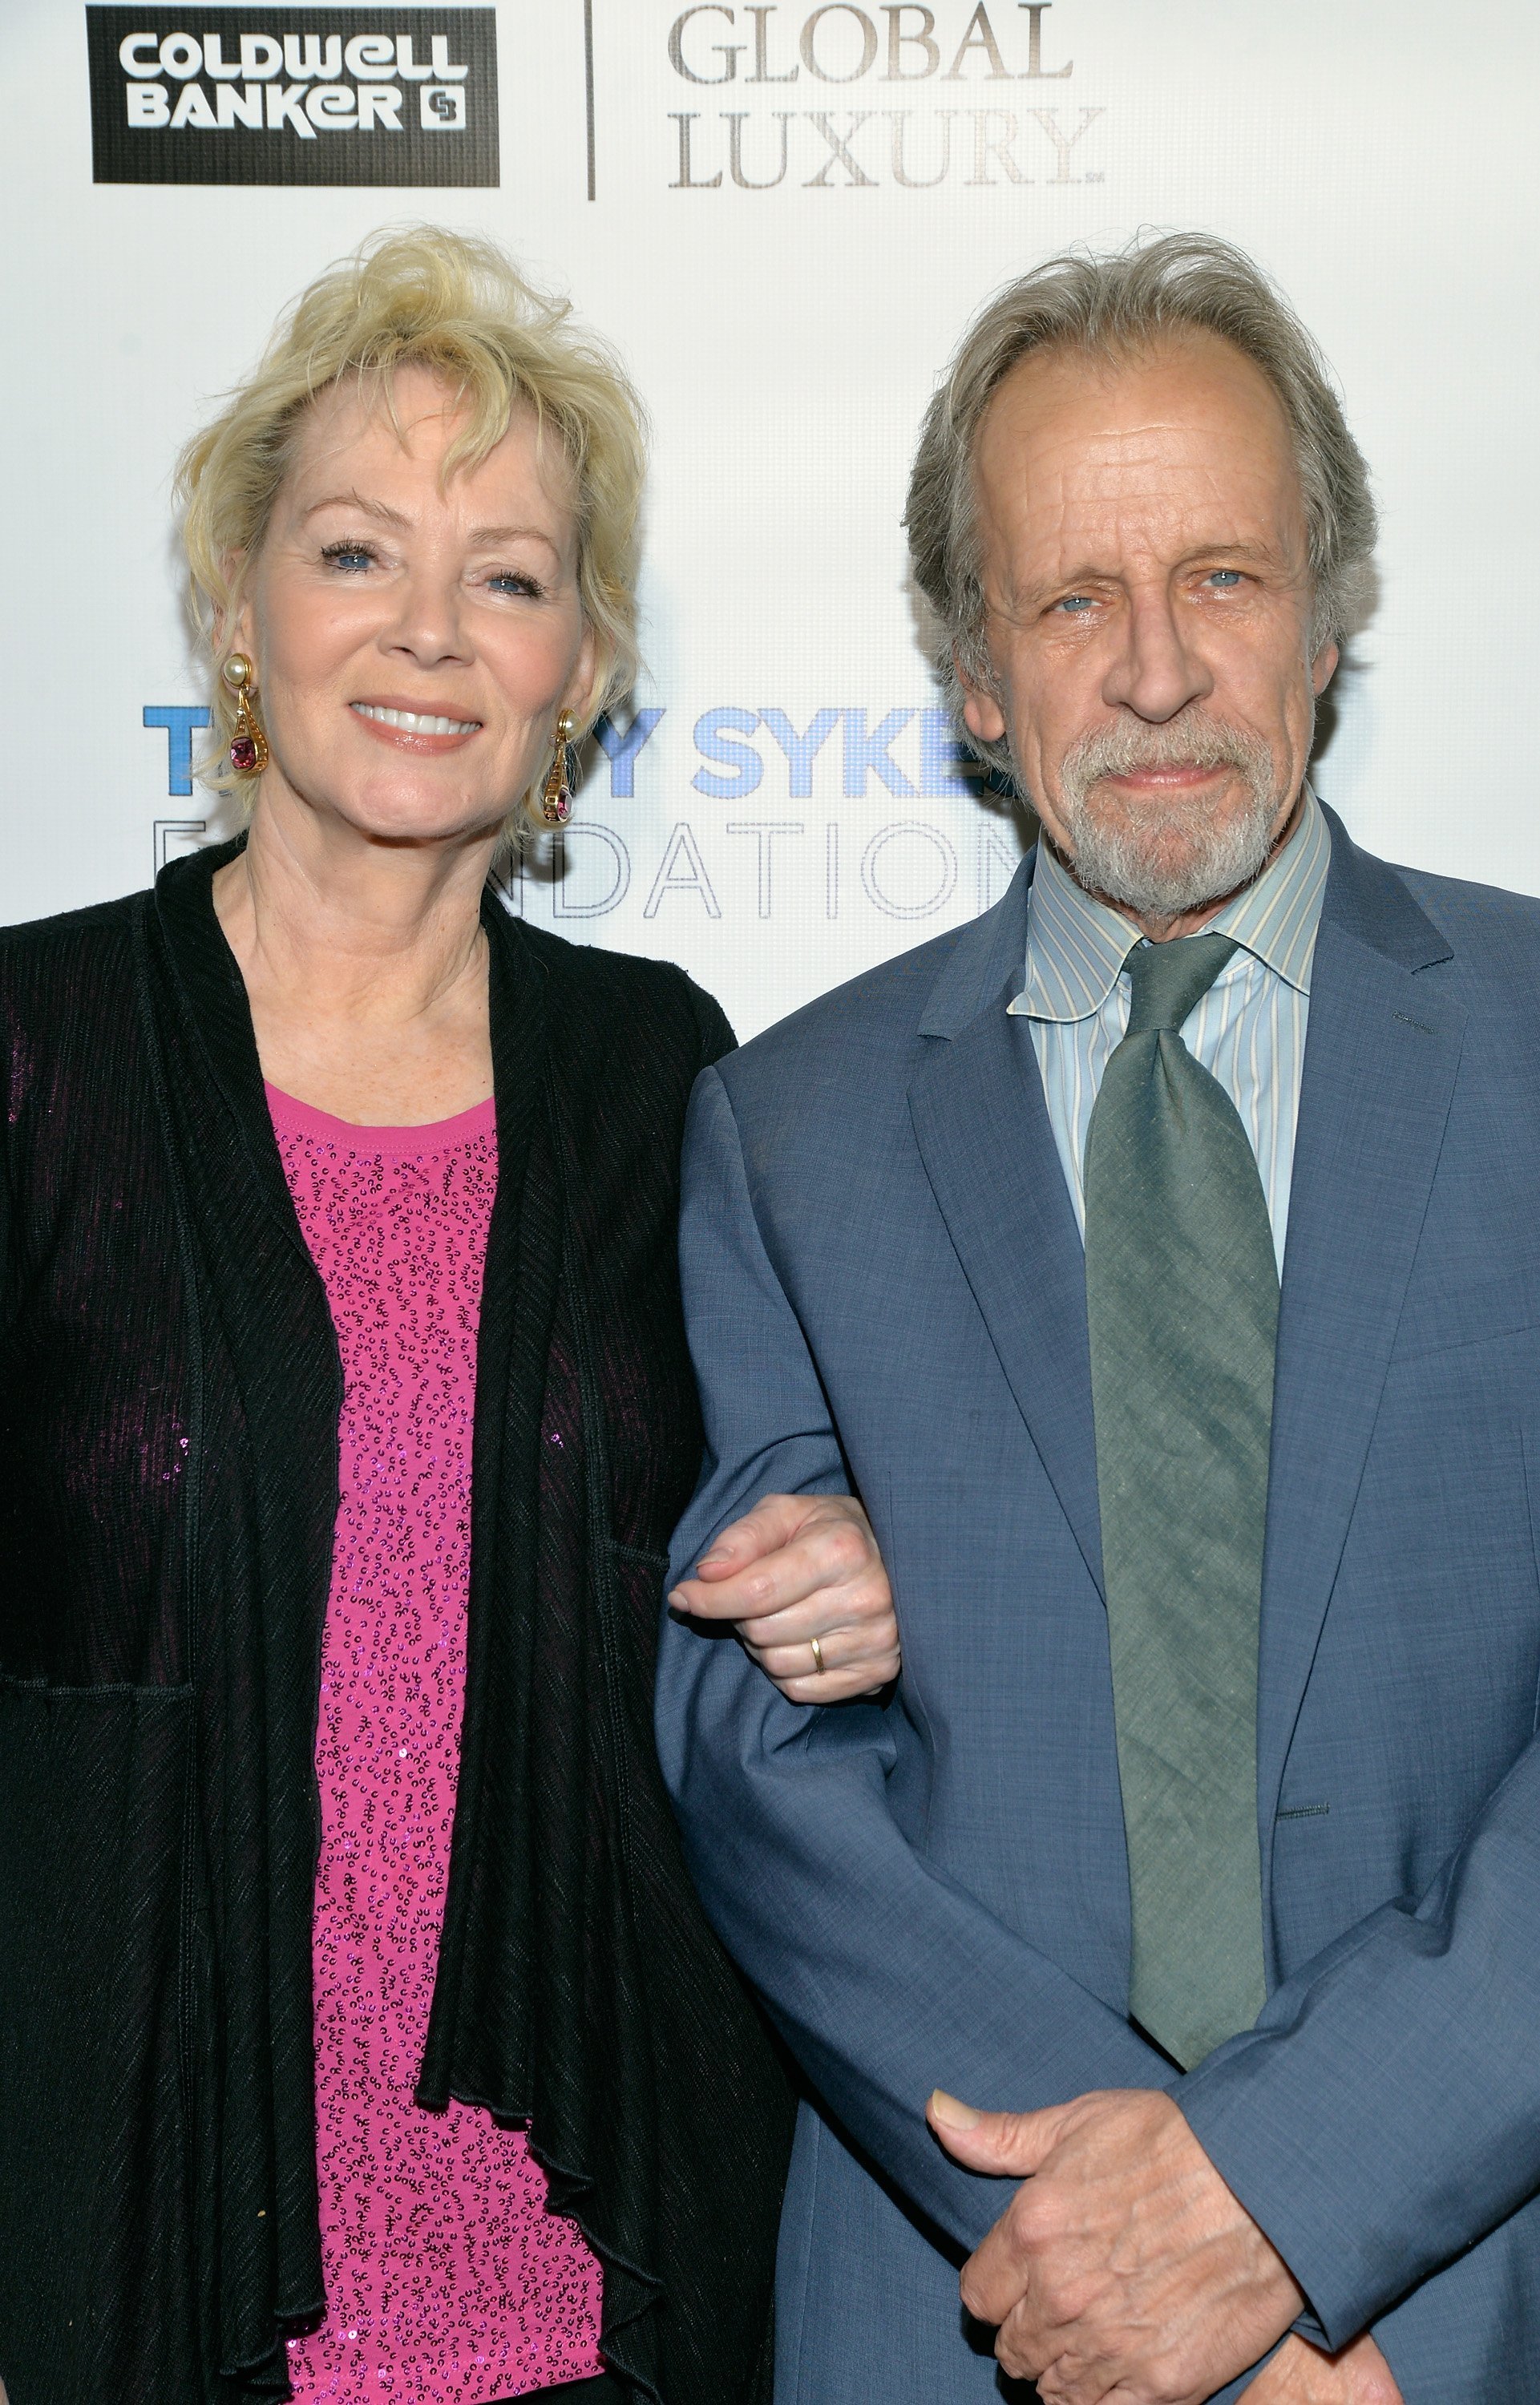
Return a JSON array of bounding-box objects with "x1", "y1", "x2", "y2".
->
[
  {"x1": 980, "y1": 477, "x2": 1295, "y2": 571},
  {"x1": 976, "y1": 346, "x2": 1300, "y2": 518},
  {"x1": 980, "y1": 425, "x2": 1295, "y2": 513},
  {"x1": 975, "y1": 423, "x2": 1308, "y2": 604}
]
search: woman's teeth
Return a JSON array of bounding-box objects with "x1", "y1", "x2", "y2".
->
[{"x1": 353, "y1": 704, "x2": 479, "y2": 735}]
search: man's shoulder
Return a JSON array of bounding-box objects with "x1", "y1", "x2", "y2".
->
[
  {"x1": 708, "y1": 934, "x2": 960, "y2": 1138},
  {"x1": 1392, "y1": 859, "x2": 1540, "y2": 969},
  {"x1": 1322, "y1": 807, "x2": 1540, "y2": 999},
  {"x1": 726, "y1": 925, "x2": 960, "y2": 1069},
  {"x1": 715, "y1": 865, "x2": 1029, "y2": 1112}
]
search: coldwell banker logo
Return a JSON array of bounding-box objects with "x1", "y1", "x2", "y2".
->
[{"x1": 87, "y1": 6, "x2": 499, "y2": 184}]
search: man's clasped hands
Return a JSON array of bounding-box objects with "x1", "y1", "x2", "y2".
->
[{"x1": 928, "y1": 2088, "x2": 1403, "y2": 2405}]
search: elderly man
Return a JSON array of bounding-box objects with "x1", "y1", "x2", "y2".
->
[{"x1": 656, "y1": 233, "x2": 1540, "y2": 2405}]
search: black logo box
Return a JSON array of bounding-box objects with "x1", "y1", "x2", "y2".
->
[{"x1": 87, "y1": 6, "x2": 499, "y2": 184}]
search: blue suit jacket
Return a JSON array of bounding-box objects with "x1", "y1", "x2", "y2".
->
[{"x1": 656, "y1": 810, "x2": 1540, "y2": 2404}]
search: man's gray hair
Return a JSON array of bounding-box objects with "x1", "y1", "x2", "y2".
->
[{"x1": 906, "y1": 231, "x2": 1377, "y2": 776}]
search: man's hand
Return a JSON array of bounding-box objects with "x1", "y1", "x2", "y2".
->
[
  {"x1": 929, "y1": 2087, "x2": 1304, "y2": 2404},
  {"x1": 669, "y1": 1493, "x2": 900, "y2": 1703},
  {"x1": 1242, "y1": 2333, "x2": 1402, "y2": 2403}
]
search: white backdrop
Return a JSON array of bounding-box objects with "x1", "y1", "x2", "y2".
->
[{"x1": 5, "y1": 1, "x2": 1538, "y2": 1038}]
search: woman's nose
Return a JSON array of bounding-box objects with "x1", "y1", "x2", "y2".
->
[{"x1": 381, "y1": 571, "x2": 471, "y2": 668}]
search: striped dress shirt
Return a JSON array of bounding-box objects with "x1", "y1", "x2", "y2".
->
[{"x1": 1008, "y1": 787, "x2": 1331, "y2": 1271}]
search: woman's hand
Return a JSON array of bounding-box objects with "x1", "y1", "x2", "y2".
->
[{"x1": 668, "y1": 1494, "x2": 899, "y2": 1703}]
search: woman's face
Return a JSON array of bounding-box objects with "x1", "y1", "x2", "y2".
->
[{"x1": 232, "y1": 364, "x2": 596, "y2": 848}]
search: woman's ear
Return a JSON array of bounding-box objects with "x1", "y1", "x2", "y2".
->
[
  {"x1": 216, "y1": 552, "x2": 253, "y2": 665},
  {"x1": 563, "y1": 620, "x2": 603, "y2": 733}
]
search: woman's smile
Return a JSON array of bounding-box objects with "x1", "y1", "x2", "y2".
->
[{"x1": 349, "y1": 697, "x2": 483, "y2": 753}]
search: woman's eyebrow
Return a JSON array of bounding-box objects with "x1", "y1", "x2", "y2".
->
[
  {"x1": 300, "y1": 490, "x2": 411, "y2": 527},
  {"x1": 465, "y1": 523, "x2": 563, "y2": 559}
]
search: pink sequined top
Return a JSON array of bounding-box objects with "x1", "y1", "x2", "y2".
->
[{"x1": 269, "y1": 1086, "x2": 604, "y2": 2405}]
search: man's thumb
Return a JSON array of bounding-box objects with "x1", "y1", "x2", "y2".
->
[{"x1": 928, "y1": 2091, "x2": 1061, "y2": 2173}]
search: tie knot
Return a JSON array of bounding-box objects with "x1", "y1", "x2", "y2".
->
[{"x1": 1123, "y1": 932, "x2": 1238, "y2": 1037}]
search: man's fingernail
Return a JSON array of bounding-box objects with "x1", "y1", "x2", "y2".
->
[
  {"x1": 930, "y1": 2089, "x2": 982, "y2": 2130},
  {"x1": 697, "y1": 1553, "x2": 726, "y2": 1572}
]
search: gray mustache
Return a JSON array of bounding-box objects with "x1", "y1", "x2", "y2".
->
[{"x1": 1062, "y1": 719, "x2": 1273, "y2": 786}]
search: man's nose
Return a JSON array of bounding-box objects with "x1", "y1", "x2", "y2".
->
[{"x1": 1100, "y1": 587, "x2": 1212, "y2": 724}]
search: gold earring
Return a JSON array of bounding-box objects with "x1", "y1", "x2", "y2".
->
[
  {"x1": 223, "y1": 653, "x2": 269, "y2": 777},
  {"x1": 541, "y1": 712, "x2": 576, "y2": 826}
]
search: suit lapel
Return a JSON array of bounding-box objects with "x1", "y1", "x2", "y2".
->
[
  {"x1": 1257, "y1": 824, "x2": 1466, "y2": 1839},
  {"x1": 909, "y1": 992, "x2": 1105, "y2": 1596}
]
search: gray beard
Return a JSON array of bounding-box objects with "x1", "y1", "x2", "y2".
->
[{"x1": 1041, "y1": 714, "x2": 1287, "y2": 920}]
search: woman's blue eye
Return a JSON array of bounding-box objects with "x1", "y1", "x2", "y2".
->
[
  {"x1": 322, "y1": 546, "x2": 374, "y2": 572},
  {"x1": 488, "y1": 572, "x2": 540, "y2": 598}
]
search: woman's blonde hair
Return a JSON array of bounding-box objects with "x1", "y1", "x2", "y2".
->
[{"x1": 175, "y1": 224, "x2": 648, "y2": 819}]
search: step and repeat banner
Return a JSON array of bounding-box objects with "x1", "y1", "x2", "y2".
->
[{"x1": 3, "y1": 2, "x2": 1535, "y2": 1036}]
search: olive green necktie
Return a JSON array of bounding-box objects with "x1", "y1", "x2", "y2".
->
[{"x1": 1084, "y1": 933, "x2": 1275, "y2": 2069}]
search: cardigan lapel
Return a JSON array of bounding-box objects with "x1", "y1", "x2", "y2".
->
[
  {"x1": 142, "y1": 839, "x2": 341, "y2": 2357},
  {"x1": 908, "y1": 862, "x2": 1105, "y2": 1596},
  {"x1": 1255, "y1": 813, "x2": 1465, "y2": 1853},
  {"x1": 418, "y1": 893, "x2": 546, "y2": 2099},
  {"x1": 151, "y1": 835, "x2": 316, "y2": 1257}
]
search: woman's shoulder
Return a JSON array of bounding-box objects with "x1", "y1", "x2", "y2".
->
[
  {"x1": 499, "y1": 913, "x2": 735, "y2": 1076},
  {"x1": 0, "y1": 889, "x2": 144, "y2": 1009},
  {"x1": 0, "y1": 893, "x2": 156, "y2": 1166}
]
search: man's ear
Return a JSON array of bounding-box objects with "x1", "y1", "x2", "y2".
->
[
  {"x1": 954, "y1": 647, "x2": 1008, "y2": 746},
  {"x1": 1310, "y1": 638, "x2": 1340, "y2": 697}
]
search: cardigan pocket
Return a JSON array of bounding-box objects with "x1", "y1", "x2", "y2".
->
[
  {"x1": 608, "y1": 1540, "x2": 670, "y2": 1573},
  {"x1": 0, "y1": 1679, "x2": 198, "y2": 2403},
  {"x1": 600, "y1": 1538, "x2": 676, "y2": 1789},
  {"x1": 604, "y1": 1538, "x2": 672, "y2": 1672}
]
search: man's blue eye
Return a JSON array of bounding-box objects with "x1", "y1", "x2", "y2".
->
[
  {"x1": 1207, "y1": 570, "x2": 1242, "y2": 588},
  {"x1": 1058, "y1": 594, "x2": 1094, "y2": 612}
]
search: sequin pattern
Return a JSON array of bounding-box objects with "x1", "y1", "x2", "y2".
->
[{"x1": 270, "y1": 1086, "x2": 603, "y2": 2405}]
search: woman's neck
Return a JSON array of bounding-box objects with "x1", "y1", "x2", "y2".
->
[{"x1": 212, "y1": 794, "x2": 499, "y2": 1126}]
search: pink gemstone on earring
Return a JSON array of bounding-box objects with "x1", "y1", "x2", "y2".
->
[
  {"x1": 229, "y1": 736, "x2": 257, "y2": 773},
  {"x1": 552, "y1": 792, "x2": 572, "y2": 824}
]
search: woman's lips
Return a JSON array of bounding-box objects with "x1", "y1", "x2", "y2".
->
[{"x1": 350, "y1": 700, "x2": 483, "y2": 755}]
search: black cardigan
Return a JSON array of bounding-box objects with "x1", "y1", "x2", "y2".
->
[{"x1": 0, "y1": 842, "x2": 792, "y2": 2404}]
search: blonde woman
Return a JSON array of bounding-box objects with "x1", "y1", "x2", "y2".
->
[{"x1": 0, "y1": 231, "x2": 897, "y2": 2405}]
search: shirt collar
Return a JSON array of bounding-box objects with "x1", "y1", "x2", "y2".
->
[{"x1": 1008, "y1": 785, "x2": 1330, "y2": 1024}]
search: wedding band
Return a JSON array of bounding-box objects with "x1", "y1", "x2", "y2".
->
[{"x1": 809, "y1": 1635, "x2": 827, "y2": 1675}]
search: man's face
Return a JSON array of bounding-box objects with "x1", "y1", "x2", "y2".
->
[{"x1": 958, "y1": 329, "x2": 1338, "y2": 923}]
